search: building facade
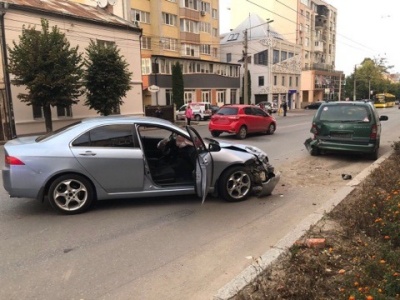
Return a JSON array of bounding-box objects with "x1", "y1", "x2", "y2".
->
[
  {"x1": 0, "y1": 0, "x2": 142, "y2": 138},
  {"x1": 220, "y1": 14, "x2": 302, "y2": 108}
]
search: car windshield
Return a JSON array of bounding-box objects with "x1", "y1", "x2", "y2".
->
[
  {"x1": 216, "y1": 107, "x2": 238, "y2": 115},
  {"x1": 318, "y1": 105, "x2": 371, "y2": 122}
]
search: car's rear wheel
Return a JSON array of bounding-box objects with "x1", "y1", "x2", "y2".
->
[
  {"x1": 267, "y1": 123, "x2": 276, "y2": 135},
  {"x1": 48, "y1": 174, "x2": 95, "y2": 215},
  {"x1": 236, "y1": 126, "x2": 247, "y2": 139},
  {"x1": 211, "y1": 131, "x2": 221, "y2": 137},
  {"x1": 310, "y1": 147, "x2": 320, "y2": 156},
  {"x1": 194, "y1": 114, "x2": 201, "y2": 121},
  {"x1": 368, "y1": 147, "x2": 379, "y2": 160},
  {"x1": 219, "y1": 166, "x2": 252, "y2": 202}
]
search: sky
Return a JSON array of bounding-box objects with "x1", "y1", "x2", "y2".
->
[{"x1": 219, "y1": 0, "x2": 400, "y2": 76}]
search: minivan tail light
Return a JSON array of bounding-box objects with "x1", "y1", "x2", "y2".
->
[
  {"x1": 5, "y1": 155, "x2": 25, "y2": 165},
  {"x1": 311, "y1": 123, "x2": 318, "y2": 136},
  {"x1": 370, "y1": 124, "x2": 377, "y2": 139}
]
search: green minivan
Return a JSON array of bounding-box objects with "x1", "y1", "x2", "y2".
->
[{"x1": 305, "y1": 101, "x2": 389, "y2": 160}]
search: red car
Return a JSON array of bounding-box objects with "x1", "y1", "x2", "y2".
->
[{"x1": 208, "y1": 104, "x2": 277, "y2": 139}]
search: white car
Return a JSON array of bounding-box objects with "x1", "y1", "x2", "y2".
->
[{"x1": 176, "y1": 102, "x2": 213, "y2": 121}]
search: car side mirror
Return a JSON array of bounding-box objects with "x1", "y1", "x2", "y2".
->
[{"x1": 208, "y1": 143, "x2": 221, "y2": 152}]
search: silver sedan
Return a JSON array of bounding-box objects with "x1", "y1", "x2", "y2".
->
[{"x1": 2, "y1": 116, "x2": 280, "y2": 214}]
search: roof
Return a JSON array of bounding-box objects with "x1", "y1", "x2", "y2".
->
[
  {"x1": 220, "y1": 14, "x2": 283, "y2": 44},
  {"x1": 4, "y1": 0, "x2": 140, "y2": 32}
]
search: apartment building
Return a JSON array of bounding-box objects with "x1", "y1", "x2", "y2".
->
[
  {"x1": 225, "y1": 0, "x2": 344, "y2": 105},
  {"x1": 298, "y1": 0, "x2": 344, "y2": 104},
  {"x1": 220, "y1": 14, "x2": 302, "y2": 108}
]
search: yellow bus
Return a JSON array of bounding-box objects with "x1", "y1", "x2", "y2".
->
[{"x1": 373, "y1": 93, "x2": 396, "y2": 108}]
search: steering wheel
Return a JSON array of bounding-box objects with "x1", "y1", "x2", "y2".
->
[{"x1": 157, "y1": 133, "x2": 177, "y2": 156}]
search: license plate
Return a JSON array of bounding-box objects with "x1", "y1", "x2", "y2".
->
[{"x1": 330, "y1": 132, "x2": 352, "y2": 138}]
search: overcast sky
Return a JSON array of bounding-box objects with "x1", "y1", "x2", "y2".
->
[{"x1": 219, "y1": 0, "x2": 400, "y2": 76}]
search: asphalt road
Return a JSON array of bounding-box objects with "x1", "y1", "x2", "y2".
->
[{"x1": 1, "y1": 108, "x2": 399, "y2": 300}]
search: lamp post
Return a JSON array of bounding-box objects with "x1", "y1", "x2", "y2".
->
[
  {"x1": 0, "y1": 1, "x2": 16, "y2": 139},
  {"x1": 266, "y1": 19, "x2": 274, "y2": 103}
]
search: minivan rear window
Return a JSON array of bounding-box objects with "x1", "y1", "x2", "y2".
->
[{"x1": 318, "y1": 105, "x2": 371, "y2": 122}]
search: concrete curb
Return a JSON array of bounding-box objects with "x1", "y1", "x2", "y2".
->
[{"x1": 213, "y1": 150, "x2": 393, "y2": 300}]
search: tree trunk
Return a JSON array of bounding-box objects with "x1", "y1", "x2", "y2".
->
[{"x1": 43, "y1": 104, "x2": 53, "y2": 132}]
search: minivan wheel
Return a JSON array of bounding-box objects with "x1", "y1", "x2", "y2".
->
[
  {"x1": 368, "y1": 148, "x2": 379, "y2": 160},
  {"x1": 236, "y1": 126, "x2": 247, "y2": 139},
  {"x1": 194, "y1": 114, "x2": 201, "y2": 121},
  {"x1": 219, "y1": 166, "x2": 252, "y2": 202},
  {"x1": 310, "y1": 147, "x2": 320, "y2": 156},
  {"x1": 48, "y1": 174, "x2": 95, "y2": 215}
]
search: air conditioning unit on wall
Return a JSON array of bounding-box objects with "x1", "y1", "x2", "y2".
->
[
  {"x1": 200, "y1": 11, "x2": 206, "y2": 16},
  {"x1": 133, "y1": 20, "x2": 140, "y2": 27}
]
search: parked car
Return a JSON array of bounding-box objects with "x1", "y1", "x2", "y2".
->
[
  {"x1": 210, "y1": 104, "x2": 220, "y2": 115},
  {"x1": 304, "y1": 101, "x2": 389, "y2": 160},
  {"x1": 256, "y1": 101, "x2": 278, "y2": 114},
  {"x1": 176, "y1": 102, "x2": 212, "y2": 121},
  {"x1": 304, "y1": 101, "x2": 323, "y2": 109},
  {"x1": 2, "y1": 116, "x2": 280, "y2": 214},
  {"x1": 208, "y1": 104, "x2": 277, "y2": 139}
]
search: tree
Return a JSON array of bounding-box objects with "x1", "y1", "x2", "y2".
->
[
  {"x1": 172, "y1": 62, "x2": 184, "y2": 108},
  {"x1": 8, "y1": 19, "x2": 84, "y2": 132},
  {"x1": 84, "y1": 40, "x2": 132, "y2": 116}
]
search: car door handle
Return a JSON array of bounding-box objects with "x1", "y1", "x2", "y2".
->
[{"x1": 79, "y1": 151, "x2": 97, "y2": 156}]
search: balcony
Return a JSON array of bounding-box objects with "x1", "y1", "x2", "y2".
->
[
  {"x1": 179, "y1": 7, "x2": 200, "y2": 21},
  {"x1": 180, "y1": 32, "x2": 200, "y2": 44}
]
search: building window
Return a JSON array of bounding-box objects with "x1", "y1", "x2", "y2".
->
[
  {"x1": 305, "y1": 37, "x2": 309, "y2": 47},
  {"x1": 217, "y1": 90, "x2": 226, "y2": 105},
  {"x1": 180, "y1": 19, "x2": 199, "y2": 33},
  {"x1": 162, "y1": 13, "x2": 177, "y2": 26},
  {"x1": 282, "y1": 76, "x2": 285, "y2": 86},
  {"x1": 226, "y1": 53, "x2": 232, "y2": 62},
  {"x1": 296, "y1": 76, "x2": 299, "y2": 86},
  {"x1": 212, "y1": 28, "x2": 218, "y2": 37},
  {"x1": 184, "y1": 0, "x2": 198, "y2": 10},
  {"x1": 57, "y1": 105, "x2": 72, "y2": 117},
  {"x1": 32, "y1": 105, "x2": 43, "y2": 119},
  {"x1": 184, "y1": 90, "x2": 195, "y2": 103},
  {"x1": 131, "y1": 9, "x2": 150, "y2": 23},
  {"x1": 274, "y1": 75, "x2": 277, "y2": 85},
  {"x1": 201, "y1": 44, "x2": 211, "y2": 55},
  {"x1": 227, "y1": 33, "x2": 239, "y2": 41},
  {"x1": 212, "y1": 47, "x2": 218, "y2": 58},
  {"x1": 202, "y1": 90, "x2": 211, "y2": 102},
  {"x1": 212, "y1": 8, "x2": 218, "y2": 19},
  {"x1": 281, "y1": 51, "x2": 287, "y2": 61},
  {"x1": 200, "y1": 1, "x2": 211, "y2": 13},
  {"x1": 273, "y1": 50, "x2": 279, "y2": 64},
  {"x1": 141, "y1": 58, "x2": 151, "y2": 75},
  {"x1": 254, "y1": 50, "x2": 267, "y2": 65},
  {"x1": 166, "y1": 89, "x2": 173, "y2": 105},
  {"x1": 289, "y1": 76, "x2": 293, "y2": 86},
  {"x1": 258, "y1": 76, "x2": 264, "y2": 86},
  {"x1": 161, "y1": 38, "x2": 177, "y2": 51},
  {"x1": 200, "y1": 22, "x2": 211, "y2": 33},
  {"x1": 97, "y1": 40, "x2": 115, "y2": 47},
  {"x1": 141, "y1": 36, "x2": 151, "y2": 49},
  {"x1": 182, "y1": 44, "x2": 199, "y2": 57},
  {"x1": 230, "y1": 89, "x2": 237, "y2": 104}
]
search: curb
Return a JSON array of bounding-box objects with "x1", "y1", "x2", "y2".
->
[{"x1": 213, "y1": 150, "x2": 393, "y2": 300}]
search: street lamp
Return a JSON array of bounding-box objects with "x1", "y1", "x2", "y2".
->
[
  {"x1": 0, "y1": 1, "x2": 16, "y2": 139},
  {"x1": 266, "y1": 19, "x2": 274, "y2": 103}
]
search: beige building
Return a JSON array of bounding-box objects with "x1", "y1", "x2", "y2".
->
[{"x1": 0, "y1": 0, "x2": 142, "y2": 139}]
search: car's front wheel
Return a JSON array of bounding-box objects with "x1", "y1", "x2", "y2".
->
[
  {"x1": 219, "y1": 166, "x2": 252, "y2": 202},
  {"x1": 48, "y1": 174, "x2": 95, "y2": 215},
  {"x1": 267, "y1": 123, "x2": 276, "y2": 135}
]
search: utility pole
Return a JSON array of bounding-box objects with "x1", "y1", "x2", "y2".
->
[
  {"x1": 353, "y1": 64, "x2": 356, "y2": 101},
  {"x1": 243, "y1": 29, "x2": 249, "y2": 104}
]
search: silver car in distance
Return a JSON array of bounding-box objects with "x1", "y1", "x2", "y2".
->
[{"x1": 2, "y1": 116, "x2": 280, "y2": 214}]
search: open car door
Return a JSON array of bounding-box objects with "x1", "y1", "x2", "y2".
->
[{"x1": 186, "y1": 126, "x2": 212, "y2": 204}]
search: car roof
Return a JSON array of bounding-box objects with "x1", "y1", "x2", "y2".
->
[
  {"x1": 80, "y1": 115, "x2": 173, "y2": 126},
  {"x1": 320, "y1": 101, "x2": 373, "y2": 107},
  {"x1": 221, "y1": 104, "x2": 259, "y2": 108}
]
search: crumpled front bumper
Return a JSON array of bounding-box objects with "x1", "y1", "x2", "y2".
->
[{"x1": 254, "y1": 171, "x2": 281, "y2": 197}]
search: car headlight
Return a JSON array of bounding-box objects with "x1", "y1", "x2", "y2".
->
[{"x1": 259, "y1": 171, "x2": 266, "y2": 182}]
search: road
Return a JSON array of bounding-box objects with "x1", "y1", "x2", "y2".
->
[{"x1": 1, "y1": 108, "x2": 399, "y2": 300}]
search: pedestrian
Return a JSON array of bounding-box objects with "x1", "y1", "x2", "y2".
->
[
  {"x1": 185, "y1": 104, "x2": 193, "y2": 125},
  {"x1": 154, "y1": 106, "x2": 163, "y2": 118},
  {"x1": 282, "y1": 101, "x2": 288, "y2": 117}
]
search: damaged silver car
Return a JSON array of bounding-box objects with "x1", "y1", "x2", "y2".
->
[{"x1": 2, "y1": 116, "x2": 280, "y2": 214}]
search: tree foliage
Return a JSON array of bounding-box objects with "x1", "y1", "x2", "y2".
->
[
  {"x1": 172, "y1": 62, "x2": 184, "y2": 108},
  {"x1": 8, "y1": 19, "x2": 84, "y2": 132},
  {"x1": 84, "y1": 40, "x2": 132, "y2": 116},
  {"x1": 344, "y1": 57, "x2": 400, "y2": 100}
]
